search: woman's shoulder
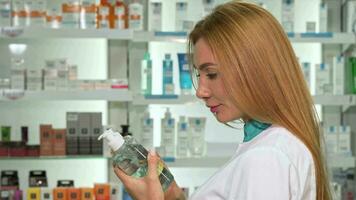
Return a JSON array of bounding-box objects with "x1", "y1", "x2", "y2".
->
[{"x1": 238, "y1": 125, "x2": 314, "y2": 166}]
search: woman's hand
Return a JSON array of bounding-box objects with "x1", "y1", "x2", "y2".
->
[{"x1": 113, "y1": 150, "x2": 164, "y2": 200}]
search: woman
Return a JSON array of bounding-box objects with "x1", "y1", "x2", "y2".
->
[{"x1": 114, "y1": 1, "x2": 332, "y2": 199}]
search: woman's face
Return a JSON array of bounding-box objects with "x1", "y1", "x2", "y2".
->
[{"x1": 193, "y1": 38, "x2": 244, "y2": 123}]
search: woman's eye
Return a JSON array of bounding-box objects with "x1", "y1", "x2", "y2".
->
[{"x1": 207, "y1": 73, "x2": 217, "y2": 79}]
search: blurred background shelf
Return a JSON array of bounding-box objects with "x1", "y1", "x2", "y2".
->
[{"x1": 0, "y1": 90, "x2": 133, "y2": 101}]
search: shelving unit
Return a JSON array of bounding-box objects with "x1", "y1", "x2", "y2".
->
[
  {"x1": 0, "y1": 90, "x2": 133, "y2": 101},
  {"x1": 1, "y1": 27, "x2": 354, "y2": 44},
  {"x1": 328, "y1": 156, "x2": 356, "y2": 169}
]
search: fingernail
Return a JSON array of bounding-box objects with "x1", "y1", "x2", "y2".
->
[{"x1": 149, "y1": 149, "x2": 156, "y2": 156}]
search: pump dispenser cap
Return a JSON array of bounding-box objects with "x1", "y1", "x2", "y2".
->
[
  {"x1": 98, "y1": 128, "x2": 124, "y2": 151},
  {"x1": 165, "y1": 54, "x2": 171, "y2": 59}
]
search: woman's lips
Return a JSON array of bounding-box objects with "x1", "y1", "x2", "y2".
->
[{"x1": 210, "y1": 105, "x2": 220, "y2": 113}]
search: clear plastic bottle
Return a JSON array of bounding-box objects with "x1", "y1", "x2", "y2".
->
[{"x1": 98, "y1": 129, "x2": 174, "y2": 191}]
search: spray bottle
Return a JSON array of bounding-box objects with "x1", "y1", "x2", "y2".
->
[{"x1": 98, "y1": 129, "x2": 174, "y2": 191}]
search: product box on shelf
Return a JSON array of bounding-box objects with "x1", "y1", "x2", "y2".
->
[
  {"x1": 66, "y1": 112, "x2": 79, "y2": 155},
  {"x1": 27, "y1": 188, "x2": 41, "y2": 200},
  {"x1": 26, "y1": 145, "x2": 40, "y2": 157},
  {"x1": 1, "y1": 170, "x2": 19, "y2": 190},
  {"x1": 67, "y1": 188, "x2": 81, "y2": 200},
  {"x1": 57, "y1": 180, "x2": 74, "y2": 187},
  {"x1": 90, "y1": 112, "x2": 102, "y2": 155},
  {"x1": 9, "y1": 141, "x2": 26, "y2": 157},
  {"x1": 10, "y1": 68, "x2": 26, "y2": 90},
  {"x1": 53, "y1": 187, "x2": 68, "y2": 200},
  {"x1": 28, "y1": 0, "x2": 46, "y2": 27},
  {"x1": 41, "y1": 188, "x2": 52, "y2": 200},
  {"x1": 43, "y1": 68, "x2": 58, "y2": 91},
  {"x1": 110, "y1": 79, "x2": 128, "y2": 89},
  {"x1": 0, "y1": 0, "x2": 11, "y2": 27},
  {"x1": 1, "y1": 126, "x2": 11, "y2": 142},
  {"x1": 0, "y1": 142, "x2": 9, "y2": 156},
  {"x1": 40, "y1": 124, "x2": 53, "y2": 156},
  {"x1": 94, "y1": 184, "x2": 110, "y2": 200},
  {"x1": 80, "y1": 0, "x2": 97, "y2": 29},
  {"x1": 27, "y1": 69, "x2": 43, "y2": 91},
  {"x1": 12, "y1": 0, "x2": 26, "y2": 27},
  {"x1": 78, "y1": 113, "x2": 91, "y2": 154},
  {"x1": 80, "y1": 188, "x2": 94, "y2": 200},
  {"x1": 57, "y1": 67, "x2": 69, "y2": 91},
  {"x1": 109, "y1": 183, "x2": 121, "y2": 200},
  {"x1": 53, "y1": 129, "x2": 66, "y2": 156},
  {"x1": 29, "y1": 170, "x2": 48, "y2": 187},
  {"x1": 61, "y1": 0, "x2": 81, "y2": 28}
]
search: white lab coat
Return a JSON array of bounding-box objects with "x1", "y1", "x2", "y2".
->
[{"x1": 189, "y1": 125, "x2": 316, "y2": 200}]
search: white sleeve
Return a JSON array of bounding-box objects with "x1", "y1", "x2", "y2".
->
[{"x1": 228, "y1": 147, "x2": 295, "y2": 200}]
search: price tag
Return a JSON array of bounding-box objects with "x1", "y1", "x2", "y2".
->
[
  {"x1": 1, "y1": 27, "x2": 24, "y2": 37},
  {"x1": 3, "y1": 89, "x2": 25, "y2": 100}
]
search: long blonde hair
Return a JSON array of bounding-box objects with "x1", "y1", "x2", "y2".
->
[{"x1": 188, "y1": 1, "x2": 331, "y2": 199}]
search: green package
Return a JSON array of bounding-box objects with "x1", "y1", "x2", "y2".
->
[{"x1": 1, "y1": 126, "x2": 11, "y2": 141}]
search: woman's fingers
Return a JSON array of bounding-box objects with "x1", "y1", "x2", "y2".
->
[
  {"x1": 147, "y1": 150, "x2": 160, "y2": 181},
  {"x1": 113, "y1": 166, "x2": 133, "y2": 186}
]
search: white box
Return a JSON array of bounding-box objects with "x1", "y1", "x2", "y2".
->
[
  {"x1": 175, "y1": 2, "x2": 187, "y2": 31},
  {"x1": 79, "y1": 80, "x2": 95, "y2": 90},
  {"x1": 315, "y1": 63, "x2": 332, "y2": 95},
  {"x1": 0, "y1": 0, "x2": 11, "y2": 27},
  {"x1": 338, "y1": 126, "x2": 351, "y2": 155},
  {"x1": 57, "y1": 67, "x2": 69, "y2": 90},
  {"x1": 319, "y1": 3, "x2": 328, "y2": 32},
  {"x1": 94, "y1": 80, "x2": 111, "y2": 90},
  {"x1": 325, "y1": 126, "x2": 338, "y2": 155},
  {"x1": 149, "y1": 2, "x2": 162, "y2": 31},
  {"x1": 27, "y1": 69, "x2": 43, "y2": 91},
  {"x1": 80, "y1": 0, "x2": 97, "y2": 29},
  {"x1": 282, "y1": 0, "x2": 294, "y2": 32},
  {"x1": 345, "y1": 1, "x2": 356, "y2": 32},
  {"x1": 12, "y1": 0, "x2": 26, "y2": 27},
  {"x1": 333, "y1": 56, "x2": 345, "y2": 95},
  {"x1": 28, "y1": 0, "x2": 46, "y2": 27},
  {"x1": 61, "y1": 0, "x2": 80, "y2": 28},
  {"x1": 11, "y1": 68, "x2": 26, "y2": 90},
  {"x1": 41, "y1": 188, "x2": 52, "y2": 200},
  {"x1": 44, "y1": 68, "x2": 58, "y2": 90}
]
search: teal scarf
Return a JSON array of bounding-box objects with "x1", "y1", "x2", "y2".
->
[{"x1": 243, "y1": 120, "x2": 272, "y2": 142}]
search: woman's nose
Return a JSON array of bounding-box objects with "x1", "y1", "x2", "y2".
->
[{"x1": 196, "y1": 83, "x2": 211, "y2": 99}]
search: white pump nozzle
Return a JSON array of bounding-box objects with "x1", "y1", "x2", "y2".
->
[{"x1": 98, "y1": 128, "x2": 124, "y2": 151}]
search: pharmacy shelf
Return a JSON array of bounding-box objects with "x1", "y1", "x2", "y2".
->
[
  {"x1": 132, "y1": 94, "x2": 197, "y2": 105},
  {"x1": 0, "y1": 27, "x2": 133, "y2": 39},
  {"x1": 165, "y1": 157, "x2": 230, "y2": 168},
  {"x1": 133, "y1": 31, "x2": 355, "y2": 44},
  {"x1": 133, "y1": 31, "x2": 188, "y2": 43},
  {"x1": 0, "y1": 90, "x2": 133, "y2": 101},
  {"x1": 288, "y1": 32, "x2": 355, "y2": 44},
  {"x1": 0, "y1": 155, "x2": 106, "y2": 160},
  {"x1": 313, "y1": 95, "x2": 356, "y2": 106},
  {"x1": 1, "y1": 28, "x2": 354, "y2": 44},
  {"x1": 328, "y1": 156, "x2": 355, "y2": 169}
]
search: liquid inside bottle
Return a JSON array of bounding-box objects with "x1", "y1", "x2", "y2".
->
[{"x1": 99, "y1": 129, "x2": 174, "y2": 191}]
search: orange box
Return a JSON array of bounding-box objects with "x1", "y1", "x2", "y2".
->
[
  {"x1": 80, "y1": 188, "x2": 93, "y2": 200},
  {"x1": 53, "y1": 129, "x2": 67, "y2": 156},
  {"x1": 40, "y1": 125, "x2": 53, "y2": 156},
  {"x1": 53, "y1": 188, "x2": 67, "y2": 200},
  {"x1": 67, "y1": 188, "x2": 80, "y2": 200},
  {"x1": 94, "y1": 184, "x2": 110, "y2": 200}
]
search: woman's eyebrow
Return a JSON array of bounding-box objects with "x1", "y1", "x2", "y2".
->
[{"x1": 197, "y1": 62, "x2": 217, "y2": 70}]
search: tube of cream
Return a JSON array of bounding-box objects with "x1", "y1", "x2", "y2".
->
[{"x1": 177, "y1": 53, "x2": 192, "y2": 94}]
